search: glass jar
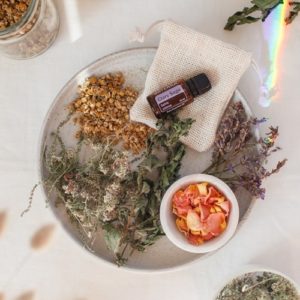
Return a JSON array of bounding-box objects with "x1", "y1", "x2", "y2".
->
[{"x1": 0, "y1": 0, "x2": 59, "y2": 59}]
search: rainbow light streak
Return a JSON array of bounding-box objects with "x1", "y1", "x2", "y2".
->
[
  {"x1": 63, "y1": 0, "x2": 82, "y2": 43},
  {"x1": 261, "y1": 1, "x2": 289, "y2": 107}
]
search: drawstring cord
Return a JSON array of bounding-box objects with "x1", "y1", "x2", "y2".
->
[{"x1": 129, "y1": 20, "x2": 165, "y2": 43}]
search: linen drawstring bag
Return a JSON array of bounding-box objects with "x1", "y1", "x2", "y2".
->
[{"x1": 130, "y1": 20, "x2": 252, "y2": 152}]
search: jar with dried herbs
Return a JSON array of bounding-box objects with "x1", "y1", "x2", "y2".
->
[{"x1": 0, "y1": 0, "x2": 59, "y2": 59}]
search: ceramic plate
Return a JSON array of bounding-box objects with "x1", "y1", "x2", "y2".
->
[{"x1": 39, "y1": 47, "x2": 256, "y2": 271}]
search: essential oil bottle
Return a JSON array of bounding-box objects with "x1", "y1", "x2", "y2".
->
[{"x1": 147, "y1": 73, "x2": 211, "y2": 118}]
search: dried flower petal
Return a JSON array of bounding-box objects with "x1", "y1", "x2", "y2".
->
[
  {"x1": 206, "y1": 102, "x2": 286, "y2": 200},
  {"x1": 15, "y1": 291, "x2": 35, "y2": 300},
  {"x1": 216, "y1": 201, "x2": 231, "y2": 216},
  {"x1": 206, "y1": 212, "x2": 226, "y2": 236},
  {"x1": 183, "y1": 184, "x2": 200, "y2": 202},
  {"x1": 69, "y1": 73, "x2": 152, "y2": 154},
  {"x1": 187, "y1": 233, "x2": 204, "y2": 245},
  {"x1": 173, "y1": 205, "x2": 192, "y2": 217},
  {"x1": 199, "y1": 203, "x2": 211, "y2": 221},
  {"x1": 197, "y1": 182, "x2": 208, "y2": 196},
  {"x1": 31, "y1": 224, "x2": 56, "y2": 250},
  {"x1": 0, "y1": 211, "x2": 7, "y2": 237},
  {"x1": 186, "y1": 209, "x2": 203, "y2": 231},
  {"x1": 176, "y1": 218, "x2": 188, "y2": 234}
]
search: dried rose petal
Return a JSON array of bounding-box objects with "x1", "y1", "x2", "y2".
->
[
  {"x1": 191, "y1": 196, "x2": 201, "y2": 206},
  {"x1": 184, "y1": 184, "x2": 199, "y2": 203},
  {"x1": 216, "y1": 200, "x2": 231, "y2": 216},
  {"x1": 206, "y1": 212, "x2": 226, "y2": 236},
  {"x1": 208, "y1": 186, "x2": 221, "y2": 198},
  {"x1": 209, "y1": 196, "x2": 225, "y2": 205},
  {"x1": 220, "y1": 219, "x2": 227, "y2": 231},
  {"x1": 172, "y1": 190, "x2": 190, "y2": 208},
  {"x1": 186, "y1": 209, "x2": 203, "y2": 231},
  {"x1": 190, "y1": 230, "x2": 202, "y2": 235},
  {"x1": 199, "y1": 203, "x2": 211, "y2": 221},
  {"x1": 202, "y1": 232, "x2": 214, "y2": 241},
  {"x1": 173, "y1": 205, "x2": 192, "y2": 217},
  {"x1": 211, "y1": 205, "x2": 222, "y2": 213},
  {"x1": 187, "y1": 233, "x2": 204, "y2": 245},
  {"x1": 197, "y1": 183, "x2": 208, "y2": 196},
  {"x1": 176, "y1": 218, "x2": 188, "y2": 234}
]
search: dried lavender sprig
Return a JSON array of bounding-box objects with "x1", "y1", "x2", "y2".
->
[{"x1": 206, "y1": 102, "x2": 286, "y2": 199}]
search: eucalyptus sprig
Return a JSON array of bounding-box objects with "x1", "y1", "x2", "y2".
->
[
  {"x1": 225, "y1": 0, "x2": 283, "y2": 31},
  {"x1": 225, "y1": 0, "x2": 300, "y2": 31}
]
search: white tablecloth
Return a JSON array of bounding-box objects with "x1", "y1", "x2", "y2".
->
[{"x1": 0, "y1": 0, "x2": 300, "y2": 299}]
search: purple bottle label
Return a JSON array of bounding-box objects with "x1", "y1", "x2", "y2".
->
[{"x1": 154, "y1": 84, "x2": 187, "y2": 113}]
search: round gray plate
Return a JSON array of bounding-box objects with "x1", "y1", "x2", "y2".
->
[{"x1": 39, "y1": 48, "x2": 256, "y2": 272}]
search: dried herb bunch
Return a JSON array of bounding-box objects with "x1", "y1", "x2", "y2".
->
[
  {"x1": 42, "y1": 113, "x2": 193, "y2": 265},
  {"x1": 216, "y1": 271, "x2": 300, "y2": 299},
  {"x1": 205, "y1": 102, "x2": 286, "y2": 199},
  {"x1": 225, "y1": 0, "x2": 300, "y2": 31}
]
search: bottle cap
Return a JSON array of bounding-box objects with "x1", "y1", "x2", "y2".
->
[{"x1": 186, "y1": 73, "x2": 211, "y2": 97}]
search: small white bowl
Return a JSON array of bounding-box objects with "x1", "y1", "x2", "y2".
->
[{"x1": 160, "y1": 174, "x2": 239, "y2": 253}]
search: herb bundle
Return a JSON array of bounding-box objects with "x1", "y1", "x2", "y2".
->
[
  {"x1": 205, "y1": 102, "x2": 286, "y2": 199},
  {"x1": 225, "y1": 0, "x2": 300, "y2": 31},
  {"x1": 40, "y1": 113, "x2": 193, "y2": 266}
]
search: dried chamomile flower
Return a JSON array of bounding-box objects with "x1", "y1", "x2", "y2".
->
[{"x1": 69, "y1": 73, "x2": 153, "y2": 154}]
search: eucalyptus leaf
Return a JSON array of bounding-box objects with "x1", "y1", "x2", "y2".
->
[
  {"x1": 224, "y1": 0, "x2": 289, "y2": 30},
  {"x1": 160, "y1": 168, "x2": 170, "y2": 189},
  {"x1": 141, "y1": 181, "x2": 151, "y2": 194},
  {"x1": 224, "y1": 5, "x2": 260, "y2": 30},
  {"x1": 252, "y1": 0, "x2": 282, "y2": 10},
  {"x1": 103, "y1": 224, "x2": 121, "y2": 254}
]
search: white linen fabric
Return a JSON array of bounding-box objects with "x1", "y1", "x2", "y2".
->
[{"x1": 130, "y1": 21, "x2": 252, "y2": 152}]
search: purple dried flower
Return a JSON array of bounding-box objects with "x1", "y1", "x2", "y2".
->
[
  {"x1": 206, "y1": 102, "x2": 286, "y2": 200},
  {"x1": 213, "y1": 102, "x2": 253, "y2": 161},
  {"x1": 226, "y1": 163, "x2": 235, "y2": 173},
  {"x1": 252, "y1": 117, "x2": 268, "y2": 125}
]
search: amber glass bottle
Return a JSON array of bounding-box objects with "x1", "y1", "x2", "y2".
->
[{"x1": 147, "y1": 73, "x2": 211, "y2": 118}]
